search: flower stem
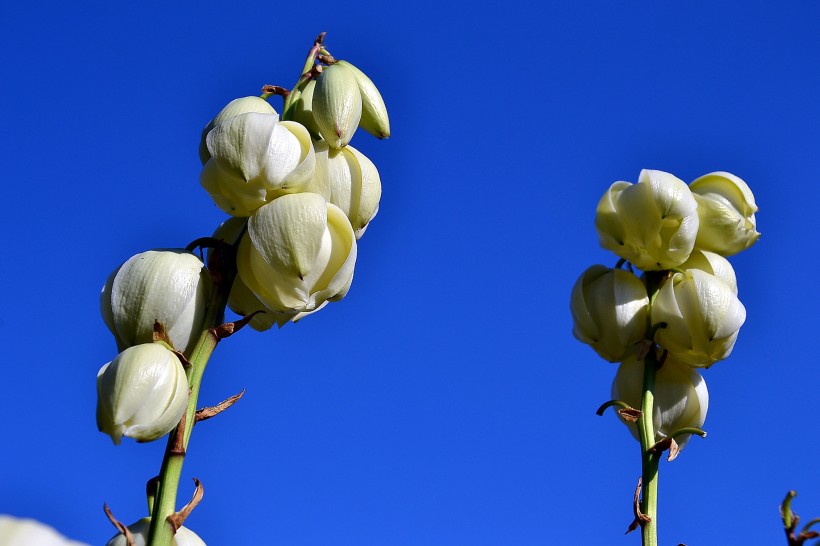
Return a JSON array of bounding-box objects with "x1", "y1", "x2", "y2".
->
[
  {"x1": 146, "y1": 244, "x2": 236, "y2": 546},
  {"x1": 638, "y1": 347, "x2": 660, "y2": 546},
  {"x1": 282, "y1": 33, "x2": 326, "y2": 120}
]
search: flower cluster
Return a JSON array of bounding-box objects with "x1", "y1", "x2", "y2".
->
[
  {"x1": 97, "y1": 249, "x2": 210, "y2": 445},
  {"x1": 571, "y1": 169, "x2": 759, "y2": 451},
  {"x1": 93, "y1": 35, "x2": 389, "y2": 543},
  {"x1": 200, "y1": 58, "x2": 388, "y2": 329}
]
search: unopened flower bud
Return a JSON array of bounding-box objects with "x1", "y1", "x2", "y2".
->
[
  {"x1": 96, "y1": 343, "x2": 188, "y2": 445},
  {"x1": 336, "y1": 60, "x2": 390, "y2": 139},
  {"x1": 199, "y1": 96, "x2": 277, "y2": 165},
  {"x1": 612, "y1": 354, "x2": 708, "y2": 452},
  {"x1": 105, "y1": 518, "x2": 205, "y2": 546},
  {"x1": 287, "y1": 79, "x2": 322, "y2": 140},
  {"x1": 679, "y1": 249, "x2": 738, "y2": 294},
  {"x1": 0, "y1": 516, "x2": 89, "y2": 546},
  {"x1": 101, "y1": 250, "x2": 213, "y2": 354},
  {"x1": 312, "y1": 63, "x2": 362, "y2": 148},
  {"x1": 570, "y1": 265, "x2": 649, "y2": 362},
  {"x1": 596, "y1": 169, "x2": 699, "y2": 270},
  {"x1": 651, "y1": 269, "x2": 746, "y2": 367},
  {"x1": 314, "y1": 140, "x2": 382, "y2": 238},
  {"x1": 200, "y1": 113, "x2": 317, "y2": 216},
  {"x1": 690, "y1": 171, "x2": 760, "y2": 256},
  {"x1": 237, "y1": 193, "x2": 356, "y2": 323}
]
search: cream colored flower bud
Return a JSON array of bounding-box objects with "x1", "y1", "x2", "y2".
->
[
  {"x1": 101, "y1": 250, "x2": 213, "y2": 354},
  {"x1": 314, "y1": 140, "x2": 382, "y2": 238},
  {"x1": 312, "y1": 63, "x2": 362, "y2": 148},
  {"x1": 679, "y1": 249, "x2": 737, "y2": 294},
  {"x1": 96, "y1": 343, "x2": 188, "y2": 445},
  {"x1": 596, "y1": 169, "x2": 699, "y2": 270},
  {"x1": 570, "y1": 265, "x2": 649, "y2": 362},
  {"x1": 652, "y1": 269, "x2": 746, "y2": 367},
  {"x1": 690, "y1": 171, "x2": 760, "y2": 256},
  {"x1": 0, "y1": 516, "x2": 89, "y2": 546},
  {"x1": 199, "y1": 96, "x2": 277, "y2": 165},
  {"x1": 336, "y1": 60, "x2": 390, "y2": 139},
  {"x1": 200, "y1": 113, "x2": 316, "y2": 216},
  {"x1": 105, "y1": 518, "x2": 205, "y2": 546},
  {"x1": 612, "y1": 354, "x2": 708, "y2": 452},
  {"x1": 236, "y1": 193, "x2": 356, "y2": 324}
]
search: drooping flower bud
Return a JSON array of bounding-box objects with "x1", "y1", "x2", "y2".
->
[
  {"x1": 336, "y1": 60, "x2": 390, "y2": 139},
  {"x1": 210, "y1": 217, "x2": 293, "y2": 331},
  {"x1": 612, "y1": 354, "x2": 708, "y2": 452},
  {"x1": 689, "y1": 171, "x2": 761, "y2": 256},
  {"x1": 651, "y1": 269, "x2": 746, "y2": 367},
  {"x1": 200, "y1": 113, "x2": 318, "y2": 217},
  {"x1": 105, "y1": 518, "x2": 205, "y2": 546},
  {"x1": 312, "y1": 63, "x2": 362, "y2": 148},
  {"x1": 314, "y1": 140, "x2": 382, "y2": 238},
  {"x1": 96, "y1": 343, "x2": 188, "y2": 445},
  {"x1": 570, "y1": 265, "x2": 649, "y2": 362},
  {"x1": 100, "y1": 250, "x2": 213, "y2": 354},
  {"x1": 199, "y1": 96, "x2": 278, "y2": 165},
  {"x1": 0, "y1": 516, "x2": 89, "y2": 546},
  {"x1": 679, "y1": 249, "x2": 738, "y2": 294},
  {"x1": 236, "y1": 193, "x2": 356, "y2": 324},
  {"x1": 596, "y1": 169, "x2": 699, "y2": 270}
]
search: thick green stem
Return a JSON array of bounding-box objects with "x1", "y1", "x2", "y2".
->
[
  {"x1": 638, "y1": 349, "x2": 659, "y2": 546},
  {"x1": 146, "y1": 244, "x2": 236, "y2": 546},
  {"x1": 636, "y1": 270, "x2": 667, "y2": 546}
]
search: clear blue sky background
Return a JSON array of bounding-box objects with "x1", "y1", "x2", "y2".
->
[{"x1": 2, "y1": 2, "x2": 819, "y2": 544}]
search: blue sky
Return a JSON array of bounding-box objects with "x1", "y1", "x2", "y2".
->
[{"x1": 2, "y1": 2, "x2": 820, "y2": 544}]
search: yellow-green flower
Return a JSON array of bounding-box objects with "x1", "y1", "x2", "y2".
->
[
  {"x1": 596, "y1": 169, "x2": 699, "y2": 270},
  {"x1": 652, "y1": 269, "x2": 746, "y2": 367},
  {"x1": 570, "y1": 265, "x2": 649, "y2": 362},
  {"x1": 236, "y1": 193, "x2": 357, "y2": 325},
  {"x1": 690, "y1": 171, "x2": 760, "y2": 257}
]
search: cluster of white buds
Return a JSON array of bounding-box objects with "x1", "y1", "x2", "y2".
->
[
  {"x1": 571, "y1": 169, "x2": 760, "y2": 452},
  {"x1": 93, "y1": 35, "x2": 389, "y2": 543},
  {"x1": 200, "y1": 41, "x2": 389, "y2": 329},
  {"x1": 96, "y1": 250, "x2": 210, "y2": 445}
]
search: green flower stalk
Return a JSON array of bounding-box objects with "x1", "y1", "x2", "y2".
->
[
  {"x1": 578, "y1": 168, "x2": 758, "y2": 545},
  {"x1": 97, "y1": 32, "x2": 390, "y2": 546}
]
